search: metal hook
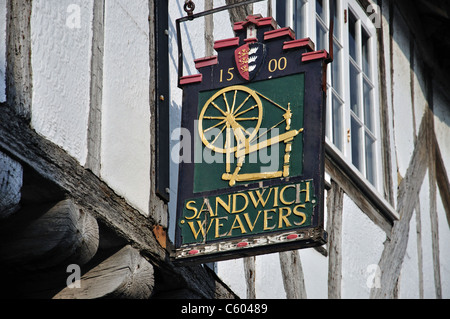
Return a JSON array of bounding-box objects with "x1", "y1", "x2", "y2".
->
[{"x1": 184, "y1": 0, "x2": 195, "y2": 17}]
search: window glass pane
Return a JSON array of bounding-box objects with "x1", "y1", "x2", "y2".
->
[
  {"x1": 316, "y1": 21, "x2": 327, "y2": 50},
  {"x1": 362, "y1": 28, "x2": 371, "y2": 78},
  {"x1": 363, "y1": 79, "x2": 373, "y2": 132},
  {"x1": 295, "y1": 0, "x2": 307, "y2": 38},
  {"x1": 351, "y1": 116, "x2": 362, "y2": 171},
  {"x1": 331, "y1": 0, "x2": 340, "y2": 40},
  {"x1": 365, "y1": 133, "x2": 376, "y2": 185},
  {"x1": 332, "y1": 94, "x2": 343, "y2": 151},
  {"x1": 316, "y1": 0, "x2": 325, "y2": 21},
  {"x1": 332, "y1": 42, "x2": 341, "y2": 94},
  {"x1": 348, "y1": 10, "x2": 357, "y2": 61},
  {"x1": 326, "y1": 99, "x2": 331, "y2": 140},
  {"x1": 350, "y1": 63, "x2": 360, "y2": 116}
]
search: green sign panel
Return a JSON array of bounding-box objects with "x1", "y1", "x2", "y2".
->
[
  {"x1": 181, "y1": 180, "x2": 316, "y2": 245},
  {"x1": 194, "y1": 74, "x2": 305, "y2": 193},
  {"x1": 174, "y1": 15, "x2": 328, "y2": 264}
]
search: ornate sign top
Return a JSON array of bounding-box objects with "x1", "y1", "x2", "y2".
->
[{"x1": 174, "y1": 15, "x2": 330, "y2": 265}]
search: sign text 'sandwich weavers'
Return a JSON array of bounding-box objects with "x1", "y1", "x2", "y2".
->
[{"x1": 174, "y1": 15, "x2": 330, "y2": 264}]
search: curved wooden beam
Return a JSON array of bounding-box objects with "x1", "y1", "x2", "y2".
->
[
  {"x1": 54, "y1": 245, "x2": 154, "y2": 299},
  {"x1": 0, "y1": 151, "x2": 22, "y2": 219},
  {"x1": 0, "y1": 199, "x2": 99, "y2": 270}
]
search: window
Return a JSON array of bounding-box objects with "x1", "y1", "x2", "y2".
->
[{"x1": 278, "y1": 0, "x2": 381, "y2": 190}]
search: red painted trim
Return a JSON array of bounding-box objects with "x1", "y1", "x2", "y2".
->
[
  {"x1": 264, "y1": 27, "x2": 295, "y2": 41},
  {"x1": 214, "y1": 37, "x2": 240, "y2": 50},
  {"x1": 257, "y1": 17, "x2": 277, "y2": 29},
  {"x1": 179, "y1": 74, "x2": 203, "y2": 86},
  {"x1": 302, "y1": 50, "x2": 329, "y2": 62},
  {"x1": 246, "y1": 14, "x2": 262, "y2": 25},
  {"x1": 244, "y1": 37, "x2": 258, "y2": 43},
  {"x1": 233, "y1": 21, "x2": 246, "y2": 32},
  {"x1": 194, "y1": 56, "x2": 218, "y2": 69},
  {"x1": 283, "y1": 38, "x2": 315, "y2": 51},
  {"x1": 233, "y1": 16, "x2": 277, "y2": 32}
]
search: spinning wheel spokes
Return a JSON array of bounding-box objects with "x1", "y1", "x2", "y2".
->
[{"x1": 198, "y1": 86, "x2": 263, "y2": 154}]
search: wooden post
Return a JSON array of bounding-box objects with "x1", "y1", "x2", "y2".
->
[
  {"x1": 326, "y1": 180, "x2": 343, "y2": 299},
  {"x1": 370, "y1": 111, "x2": 429, "y2": 299},
  {"x1": 279, "y1": 250, "x2": 307, "y2": 299},
  {"x1": 54, "y1": 245, "x2": 154, "y2": 299},
  {"x1": 244, "y1": 256, "x2": 256, "y2": 299},
  {"x1": 6, "y1": 0, "x2": 33, "y2": 119},
  {"x1": 225, "y1": 0, "x2": 253, "y2": 25}
]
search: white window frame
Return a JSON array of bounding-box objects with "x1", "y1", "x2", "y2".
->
[{"x1": 281, "y1": 0, "x2": 383, "y2": 194}]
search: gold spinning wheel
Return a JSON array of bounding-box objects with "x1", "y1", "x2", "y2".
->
[
  {"x1": 198, "y1": 85, "x2": 263, "y2": 154},
  {"x1": 198, "y1": 85, "x2": 302, "y2": 187}
]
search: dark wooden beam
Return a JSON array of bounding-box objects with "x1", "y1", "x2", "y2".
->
[
  {"x1": 0, "y1": 150, "x2": 22, "y2": 219},
  {"x1": 0, "y1": 199, "x2": 99, "y2": 269},
  {"x1": 0, "y1": 104, "x2": 236, "y2": 299},
  {"x1": 54, "y1": 245, "x2": 154, "y2": 299}
]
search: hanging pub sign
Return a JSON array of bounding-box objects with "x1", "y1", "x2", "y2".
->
[{"x1": 174, "y1": 15, "x2": 329, "y2": 264}]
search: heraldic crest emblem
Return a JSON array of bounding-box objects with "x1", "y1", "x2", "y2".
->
[{"x1": 234, "y1": 42, "x2": 266, "y2": 81}]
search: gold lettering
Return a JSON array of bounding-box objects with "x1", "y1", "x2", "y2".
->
[
  {"x1": 248, "y1": 188, "x2": 273, "y2": 208},
  {"x1": 216, "y1": 195, "x2": 231, "y2": 215},
  {"x1": 296, "y1": 182, "x2": 311, "y2": 203},
  {"x1": 215, "y1": 216, "x2": 229, "y2": 238},
  {"x1": 263, "y1": 209, "x2": 277, "y2": 230},
  {"x1": 185, "y1": 201, "x2": 198, "y2": 220},
  {"x1": 293, "y1": 204, "x2": 307, "y2": 226},
  {"x1": 232, "y1": 193, "x2": 249, "y2": 214},
  {"x1": 280, "y1": 185, "x2": 296, "y2": 205},
  {"x1": 198, "y1": 198, "x2": 215, "y2": 219},
  {"x1": 278, "y1": 207, "x2": 292, "y2": 228},
  {"x1": 273, "y1": 187, "x2": 279, "y2": 207},
  {"x1": 187, "y1": 220, "x2": 214, "y2": 239},
  {"x1": 229, "y1": 215, "x2": 247, "y2": 235},
  {"x1": 243, "y1": 211, "x2": 262, "y2": 232}
]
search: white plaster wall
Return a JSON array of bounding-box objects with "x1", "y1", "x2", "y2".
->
[
  {"x1": 300, "y1": 248, "x2": 328, "y2": 298},
  {"x1": 215, "y1": 258, "x2": 247, "y2": 298},
  {"x1": 101, "y1": 0, "x2": 151, "y2": 216},
  {"x1": 341, "y1": 194, "x2": 386, "y2": 298},
  {"x1": 0, "y1": 0, "x2": 6, "y2": 103},
  {"x1": 391, "y1": 13, "x2": 414, "y2": 178},
  {"x1": 255, "y1": 253, "x2": 285, "y2": 299},
  {"x1": 31, "y1": 0, "x2": 93, "y2": 165},
  {"x1": 437, "y1": 189, "x2": 450, "y2": 299}
]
